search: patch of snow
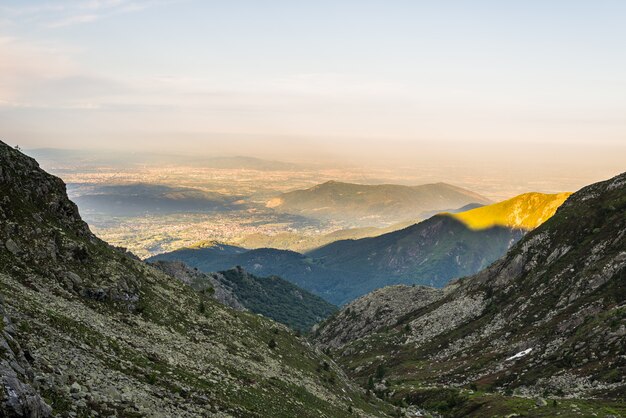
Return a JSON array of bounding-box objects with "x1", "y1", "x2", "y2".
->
[{"x1": 506, "y1": 347, "x2": 532, "y2": 361}]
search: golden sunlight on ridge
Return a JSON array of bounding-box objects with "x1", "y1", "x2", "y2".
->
[{"x1": 450, "y1": 192, "x2": 572, "y2": 230}]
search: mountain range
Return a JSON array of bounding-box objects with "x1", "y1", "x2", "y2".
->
[
  {"x1": 152, "y1": 192, "x2": 569, "y2": 305},
  {"x1": 236, "y1": 204, "x2": 485, "y2": 253},
  {"x1": 266, "y1": 180, "x2": 492, "y2": 227},
  {"x1": 70, "y1": 183, "x2": 242, "y2": 217},
  {"x1": 314, "y1": 172, "x2": 626, "y2": 416}
]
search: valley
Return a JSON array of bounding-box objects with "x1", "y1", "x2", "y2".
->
[
  {"x1": 2, "y1": 142, "x2": 624, "y2": 418},
  {"x1": 28, "y1": 148, "x2": 587, "y2": 260},
  {"x1": 148, "y1": 192, "x2": 569, "y2": 305}
]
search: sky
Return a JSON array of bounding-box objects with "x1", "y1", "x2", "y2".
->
[{"x1": 1, "y1": 0, "x2": 625, "y2": 180}]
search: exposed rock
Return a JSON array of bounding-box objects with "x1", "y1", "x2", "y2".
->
[
  {"x1": 1, "y1": 300, "x2": 52, "y2": 417},
  {"x1": 315, "y1": 285, "x2": 443, "y2": 349},
  {"x1": 5, "y1": 238, "x2": 20, "y2": 255},
  {"x1": 150, "y1": 260, "x2": 246, "y2": 311}
]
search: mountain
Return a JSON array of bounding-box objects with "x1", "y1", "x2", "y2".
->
[
  {"x1": 235, "y1": 219, "x2": 420, "y2": 253},
  {"x1": 154, "y1": 191, "x2": 569, "y2": 306},
  {"x1": 148, "y1": 246, "x2": 348, "y2": 300},
  {"x1": 267, "y1": 181, "x2": 491, "y2": 227},
  {"x1": 26, "y1": 148, "x2": 299, "y2": 171},
  {"x1": 313, "y1": 172, "x2": 626, "y2": 417},
  {"x1": 70, "y1": 183, "x2": 242, "y2": 217},
  {"x1": 151, "y1": 261, "x2": 337, "y2": 332},
  {"x1": 151, "y1": 219, "x2": 522, "y2": 306},
  {"x1": 452, "y1": 191, "x2": 572, "y2": 230},
  {"x1": 308, "y1": 215, "x2": 525, "y2": 287},
  {"x1": 0, "y1": 142, "x2": 393, "y2": 417}
]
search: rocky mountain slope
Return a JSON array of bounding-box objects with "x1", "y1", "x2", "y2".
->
[
  {"x1": 267, "y1": 180, "x2": 491, "y2": 227},
  {"x1": 149, "y1": 260, "x2": 247, "y2": 311},
  {"x1": 152, "y1": 261, "x2": 337, "y2": 332},
  {"x1": 314, "y1": 172, "x2": 626, "y2": 417},
  {"x1": 313, "y1": 285, "x2": 444, "y2": 349},
  {"x1": 0, "y1": 142, "x2": 393, "y2": 417}
]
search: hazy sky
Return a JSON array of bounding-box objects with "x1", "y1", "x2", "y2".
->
[{"x1": 1, "y1": 0, "x2": 625, "y2": 176}]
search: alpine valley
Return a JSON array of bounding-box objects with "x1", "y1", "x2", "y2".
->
[{"x1": 1, "y1": 143, "x2": 624, "y2": 418}]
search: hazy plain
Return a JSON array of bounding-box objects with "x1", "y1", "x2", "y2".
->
[{"x1": 28, "y1": 148, "x2": 620, "y2": 258}]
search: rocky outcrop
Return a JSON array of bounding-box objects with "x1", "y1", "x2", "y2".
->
[
  {"x1": 150, "y1": 261, "x2": 337, "y2": 332},
  {"x1": 1, "y1": 298, "x2": 52, "y2": 417},
  {"x1": 314, "y1": 285, "x2": 443, "y2": 349},
  {"x1": 150, "y1": 260, "x2": 246, "y2": 311}
]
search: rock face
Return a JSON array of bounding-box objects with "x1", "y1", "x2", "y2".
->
[
  {"x1": 314, "y1": 285, "x2": 444, "y2": 349},
  {"x1": 315, "y1": 172, "x2": 626, "y2": 403},
  {"x1": 0, "y1": 142, "x2": 392, "y2": 417},
  {"x1": 150, "y1": 260, "x2": 247, "y2": 311},
  {"x1": 1, "y1": 299, "x2": 52, "y2": 417}
]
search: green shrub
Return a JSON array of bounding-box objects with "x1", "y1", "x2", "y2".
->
[{"x1": 268, "y1": 338, "x2": 277, "y2": 349}]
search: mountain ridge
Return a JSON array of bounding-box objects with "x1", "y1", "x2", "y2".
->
[
  {"x1": 451, "y1": 191, "x2": 572, "y2": 230},
  {"x1": 313, "y1": 171, "x2": 626, "y2": 416},
  {"x1": 267, "y1": 180, "x2": 491, "y2": 227}
]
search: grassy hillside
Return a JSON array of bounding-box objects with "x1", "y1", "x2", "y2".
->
[
  {"x1": 452, "y1": 191, "x2": 571, "y2": 230},
  {"x1": 219, "y1": 267, "x2": 337, "y2": 332},
  {"x1": 152, "y1": 261, "x2": 337, "y2": 332}
]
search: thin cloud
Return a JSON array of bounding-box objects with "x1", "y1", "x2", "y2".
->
[
  {"x1": 47, "y1": 14, "x2": 99, "y2": 28},
  {"x1": 2, "y1": 0, "x2": 182, "y2": 29}
]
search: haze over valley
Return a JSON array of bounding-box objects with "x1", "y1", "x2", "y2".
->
[{"x1": 24, "y1": 148, "x2": 604, "y2": 261}]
